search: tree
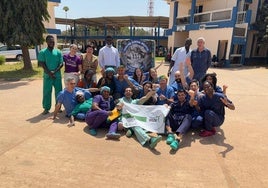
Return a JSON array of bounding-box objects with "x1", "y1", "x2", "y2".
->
[
  {"x1": 0, "y1": 0, "x2": 50, "y2": 70},
  {"x1": 256, "y1": 0, "x2": 268, "y2": 45}
]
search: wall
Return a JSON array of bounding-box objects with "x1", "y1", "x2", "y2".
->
[
  {"x1": 41, "y1": 1, "x2": 60, "y2": 48},
  {"x1": 249, "y1": 0, "x2": 260, "y2": 24},
  {"x1": 200, "y1": 0, "x2": 237, "y2": 12}
]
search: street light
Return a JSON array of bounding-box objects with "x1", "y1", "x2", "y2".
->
[{"x1": 63, "y1": 6, "x2": 69, "y2": 45}]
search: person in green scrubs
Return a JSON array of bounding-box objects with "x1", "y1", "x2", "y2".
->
[{"x1": 38, "y1": 35, "x2": 63, "y2": 115}]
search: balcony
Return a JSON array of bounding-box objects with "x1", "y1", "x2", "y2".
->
[
  {"x1": 194, "y1": 8, "x2": 232, "y2": 23},
  {"x1": 176, "y1": 8, "x2": 232, "y2": 25},
  {"x1": 236, "y1": 11, "x2": 247, "y2": 24}
]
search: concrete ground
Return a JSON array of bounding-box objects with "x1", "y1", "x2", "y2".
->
[{"x1": 0, "y1": 63, "x2": 268, "y2": 188}]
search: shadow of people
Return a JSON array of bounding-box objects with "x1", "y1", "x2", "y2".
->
[
  {"x1": 26, "y1": 110, "x2": 69, "y2": 125},
  {"x1": 0, "y1": 80, "x2": 31, "y2": 90},
  {"x1": 172, "y1": 128, "x2": 202, "y2": 150},
  {"x1": 83, "y1": 126, "x2": 107, "y2": 139},
  {"x1": 199, "y1": 127, "x2": 234, "y2": 158}
]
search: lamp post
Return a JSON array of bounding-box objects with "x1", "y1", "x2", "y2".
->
[{"x1": 63, "y1": 6, "x2": 69, "y2": 45}]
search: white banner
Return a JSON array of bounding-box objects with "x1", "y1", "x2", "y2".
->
[{"x1": 121, "y1": 103, "x2": 170, "y2": 133}]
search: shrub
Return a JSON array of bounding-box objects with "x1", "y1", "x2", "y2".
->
[{"x1": 0, "y1": 55, "x2": 6, "y2": 65}]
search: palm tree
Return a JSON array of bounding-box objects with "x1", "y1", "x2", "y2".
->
[{"x1": 63, "y1": 6, "x2": 69, "y2": 44}]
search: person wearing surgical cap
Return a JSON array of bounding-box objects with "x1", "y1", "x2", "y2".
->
[
  {"x1": 85, "y1": 86, "x2": 120, "y2": 138},
  {"x1": 68, "y1": 91, "x2": 93, "y2": 127},
  {"x1": 97, "y1": 67, "x2": 116, "y2": 96}
]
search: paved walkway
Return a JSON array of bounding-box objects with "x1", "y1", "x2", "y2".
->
[{"x1": 0, "y1": 64, "x2": 268, "y2": 187}]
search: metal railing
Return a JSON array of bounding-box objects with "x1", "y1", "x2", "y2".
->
[
  {"x1": 236, "y1": 11, "x2": 247, "y2": 24},
  {"x1": 176, "y1": 8, "x2": 233, "y2": 25}
]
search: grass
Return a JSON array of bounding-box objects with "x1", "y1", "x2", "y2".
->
[
  {"x1": 0, "y1": 61, "x2": 43, "y2": 80},
  {"x1": 155, "y1": 56, "x2": 165, "y2": 62}
]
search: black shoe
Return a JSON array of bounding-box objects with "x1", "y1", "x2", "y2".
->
[{"x1": 42, "y1": 110, "x2": 49, "y2": 115}]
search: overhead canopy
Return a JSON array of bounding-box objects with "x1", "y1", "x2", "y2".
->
[{"x1": 55, "y1": 16, "x2": 169, "y2": 29}]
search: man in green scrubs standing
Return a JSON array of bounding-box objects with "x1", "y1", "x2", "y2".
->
[{"x1": 38, "y1": 35, "x2": 63, "y2": 115}]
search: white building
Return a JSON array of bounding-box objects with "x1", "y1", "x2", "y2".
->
[
  {"x1": 42, "y1": 0, "x2": 61, "y2": 47},
  {"x1": 164, "y1": 0, "x2": 267, "y2": 65}
]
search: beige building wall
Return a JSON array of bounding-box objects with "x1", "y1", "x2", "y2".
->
[
  {"x1": 44, "y1": 2, "x2": 58, "y2": 28},
  {"x1": 189, "y1": 28, "x2": 233, "y2": 59},
  {"x1": 201, "y1": 0, "x2": 237, "y2": 11},
  {"x1": 41, "y1": 1, "x2": 60, "y2": 48},
  {"x1": 249, "y1": 0, "x2": 259, "y2": 24},
  {"x1": 177, "y1": 1, "x2": 191, "y2": 16},
  {"x1": 173, "y1": 32, "x2": 189, "y2": 48},
  {"x1": 168, "y1": 2, "x2": 175, "y2": 28}
]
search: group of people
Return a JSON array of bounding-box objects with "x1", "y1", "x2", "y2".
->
[{"x1": 38, "y1": 35, "x2": 235, "y2": 152}]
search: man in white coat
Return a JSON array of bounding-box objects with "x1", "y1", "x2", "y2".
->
[{"x1": 167, "y1": 38, "x2": 192, "y2": 85}]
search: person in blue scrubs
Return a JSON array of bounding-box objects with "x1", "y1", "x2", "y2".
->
[{"x1": 191, "y1": 81, "x2": 235, "y2": 137}]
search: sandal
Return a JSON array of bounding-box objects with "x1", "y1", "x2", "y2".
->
[{"x1": 166, "y1": 133, "x2": 175, "y2": 145}]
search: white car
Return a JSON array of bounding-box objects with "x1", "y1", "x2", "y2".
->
[{"x1": 0, "y1": 45, "x2": 23, "y2": 61}]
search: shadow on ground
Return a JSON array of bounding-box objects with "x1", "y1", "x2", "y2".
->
[
  {"x1": 199, "y1": 128, "x2": 234, "y2": 158},
  {"x1": 0, "y1": 80, "x2": 32, "y2": 90},
  {"x1": 26, "y1": 111, "x2": 69, "y2": 125}
]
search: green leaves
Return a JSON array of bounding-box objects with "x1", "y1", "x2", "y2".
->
[{"x1": 0, "y1": 0, "x2": 50, "y2": 47}]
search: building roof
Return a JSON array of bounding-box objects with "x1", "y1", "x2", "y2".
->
[{"x1": 55, "y1": 16, "x2": 169, "y2": 29}]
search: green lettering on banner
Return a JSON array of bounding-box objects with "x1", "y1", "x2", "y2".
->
[{"x1": 122, "y1": 113, "x2": 147, "y2": 122}]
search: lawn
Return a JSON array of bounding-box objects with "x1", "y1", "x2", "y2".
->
[{"x1": 0, "y1": 61, "x2": 43, "y2": 80}]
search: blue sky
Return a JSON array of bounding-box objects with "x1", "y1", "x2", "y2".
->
[{"x1": 55, "y1": 0, "x2": 170, "y2": 19}]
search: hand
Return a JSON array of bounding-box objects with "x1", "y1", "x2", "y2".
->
[
  {"x1": 223, "y1": 85, "x2": 228, "y2": 90},
  {"x1": 123, "y1": 74, "x2": 129, "y2": 80},
  {"x1": 192, "y1": 100, "x2": 198, "y2": 106},
  {"x1": 107, "y1": 111, "x2": 113, "y2": 116},
  {"x1": 148, "y1": 89, "x2": 156, "y2": 96},
  {"x1": 67, "y1": 122, "x2": 75, "y2": 127},
  {"x1": 188, "y1": 90, "x2": 195, "y2": 98},
  {"x1": 159, "y1": 94, "x2": 166, "y2": 101},
  {"x1": 220, "y1": 97, "x2": 229, "y2": 106},
  {"x1": 49, "y1": 71, "x2": 56, "y2": 79},
  {"x1": 116, "y1": 103, "x2": 123, "y2": 111}
]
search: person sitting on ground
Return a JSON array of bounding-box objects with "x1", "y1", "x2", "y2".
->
[
  {"x1": 52, "y1": 77, "x2": 92, "y2": 124},
  {"x1": 170, "y1": 62, "x2": 193, "y2": 101},
  {"x1": 85, "y1": 86, "x2": 120, "y2": 138},
  {"x1": 137, "y1": 81, "x2": 157, "y2": 105},
  {"x1": 68, "y1": 91, "x2": 93, "y2": 127},
  {"x1": 187, "y1": 79, "x2": 204, "y2": 129},
  {"x1": 97, "y1": 67, "x2": 117, "y2": 97},
  {"x1": 156, "y1": 75, "x2": 175, "y2": 105},
  {"x1": 132, "y1": 61, "x2": 164, "y2": 85},
  {"x1": 211, "y1": 55, "x2": 219, "y2": 67},
  {"x1": 77, "y1": 69, "x2": 99, "y2": 95},
  {"x1": 132, "y1": 67, "x2": 147, "y2": 86},
  {"x1": 200, "y1": 72, "x2": 228, "y2": 94},
  {"x1": 190, "y1": 81, "x2": 235, "y2": 137},
  {"x1": 119, "y1": 87, "x2": 163, "y2": 149},
  {"x1": 148, "y1": 68, "x2": 160, "y2": 84},
  {"x1": 113, "y1": 65, "x2": 139, "y2": 100},
  {"x1": 165, "y1": 89, "x2": 194, "y2": 151}
]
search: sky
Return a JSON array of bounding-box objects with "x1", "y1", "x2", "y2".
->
[{"x1": 55, "y1": 0, "x2": 170, "y2": 29}]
